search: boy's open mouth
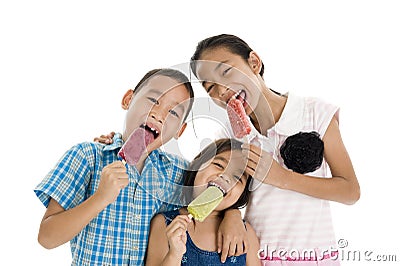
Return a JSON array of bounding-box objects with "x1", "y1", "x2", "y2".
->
[{"x1": 140, "y1": 123, "x2": 160, "y2": 146}]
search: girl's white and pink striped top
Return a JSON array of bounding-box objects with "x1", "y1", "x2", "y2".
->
[{"x1": 222, "y1": 93, "x2": 340, "y2": 263}]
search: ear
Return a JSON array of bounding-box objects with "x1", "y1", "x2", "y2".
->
[
  {"x1": 121, "y1": 89, "x2": 134, "y2": 110},
  {"x1": 174, "y1": 122, "x2": 187, "y2": 139},
  {"x1": 248, "y1": 51, "x2": 262, "y2": 75}
]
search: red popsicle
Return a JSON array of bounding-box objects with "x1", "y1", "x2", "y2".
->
[{"x1": 227, "y1": 98, "x2": 251, "y2": 138}]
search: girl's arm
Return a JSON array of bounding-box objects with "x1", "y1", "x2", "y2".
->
[
  {"x1": 218, "y1": 209, "x2": 248, "y2": 263},
  {"x1": 244, "y1": 117, "x2": 360, "y2": 205},
  {"x1": 38, "y1": 161, "x2": 128, "y2": 248},
  {"x1": 245, "y1": 222, "x2": 262, "y2": 266},
  {"x1": 146, "y1": 214, "x2": 191, "y2": 266}
]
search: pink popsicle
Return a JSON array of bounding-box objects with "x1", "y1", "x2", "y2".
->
[
  {"x1": 118, "y1": 127, "x2": 154, "y2": 165},
  {"x1": 227, "y1": 98, "x2": 251, "y2": 138}
]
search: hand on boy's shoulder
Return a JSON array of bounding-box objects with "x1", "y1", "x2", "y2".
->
[{"x1": 94, "y1": 132, "x2": 115, "y2": 144}]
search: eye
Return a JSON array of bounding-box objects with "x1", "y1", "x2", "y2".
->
[
  {"x1": 169, "y1": 109, "x2": 180, "y2": 118},
  {"x1": 213, "y1": 162, "x2": 224, "y2": 169},
  {"x1": 147, "y1": 97, "x2": 158, "y2": 104},
  {"x1": 233, "y1": 175, "x2": 243, "y2": 182},
  {"x1": 206, "y1": 84, "x2": 215, "y2": 93},
  {"x1": 222, "y1": 67, "x2": 232, "y2": 76}
]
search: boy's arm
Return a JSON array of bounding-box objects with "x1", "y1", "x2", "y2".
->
[
  {"x1": 38, "y1": 161, "x2": 128, "y2": 249},
  {"x1": 38, "y1": 195, "x2": 108, "y2": 249},
  {"x1": 218, "y1": 209, "x2": 248, "y2": 263}
]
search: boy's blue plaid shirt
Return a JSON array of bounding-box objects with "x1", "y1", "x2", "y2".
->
[{"x1": 35, "y1": 133, "x2": 188, "y2": 265}]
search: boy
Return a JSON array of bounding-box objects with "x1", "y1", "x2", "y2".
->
[{"x1": 35, "y1": 68, "x2": 194, "y2": 265}]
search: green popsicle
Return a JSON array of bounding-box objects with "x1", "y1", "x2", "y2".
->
[{"x1": 188, "y1": 186, "x2": 224, "y2": 222}]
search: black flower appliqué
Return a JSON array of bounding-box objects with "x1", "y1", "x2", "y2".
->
[{"x1": 280, "y1": 131, "x2": 324, "y2": 174}]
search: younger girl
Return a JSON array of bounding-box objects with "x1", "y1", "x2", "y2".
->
[{"x1": 145, "y1": 138, "x2": 260, "y2": 266}]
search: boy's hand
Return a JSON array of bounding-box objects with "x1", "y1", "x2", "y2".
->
[
  {"x1": 94, "y1": 132, "x2": 115, "y2": 144},
  {"x1": 166, "y1": 215, "x2": 191, "y2": 258},
  {"x1": 218, "y1": 209, "x2": 248, "y2": 263},
  {"x1": 95, "y1": 161, "x2": 129, "y2": 205}
]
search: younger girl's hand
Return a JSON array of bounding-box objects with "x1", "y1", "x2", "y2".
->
[
  {"x1": 165, "y1": 215, "x2": 192, "y2": 258},
  {"x1": 93, "y1": 132, "x2": 115, "y2": 144}
]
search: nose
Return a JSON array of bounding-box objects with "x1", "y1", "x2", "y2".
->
[
  {"x1": 217, "y1": 85, "x2": 229, "y2": 98},
  {"x1": 219, "y1": 174, "x2": 231, "y2": 184},
  {"x1": 149, "y1": 109, "x2": 164, "y2": 124}
]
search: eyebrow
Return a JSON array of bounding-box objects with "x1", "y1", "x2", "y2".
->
[
  {"x1": 148, "y1": 89, "x2": 162, "y2": 96},
  {"x1": 215, "y1": 60, "x2": 230, "y2": 71},
  {"x1": 214, "y1": 155, "x2": 229, "y2": 164}
]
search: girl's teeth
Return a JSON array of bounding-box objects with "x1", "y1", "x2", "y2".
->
[{"x1": 231, "y1": 91, "x2": 240, "y2": 100}]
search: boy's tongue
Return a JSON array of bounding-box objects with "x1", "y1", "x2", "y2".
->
[
  {"x1": 143, "y1": 127, "x2": 155, "y2": 146},
  {"x1": 118, "y1": 127, "x2": 155, "y2": 165}
]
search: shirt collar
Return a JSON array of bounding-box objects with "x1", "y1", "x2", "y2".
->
[{"x1": 271, "y1": 92, "x2": 305, "y2": 136}]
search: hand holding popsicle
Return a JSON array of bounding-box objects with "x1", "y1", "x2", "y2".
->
[
  {"x1": 95, "y1": 161, "x2": 129, "y2": 205},
  {"x1": 165, "y1": 215, "x2": 192, "y2": 257}
]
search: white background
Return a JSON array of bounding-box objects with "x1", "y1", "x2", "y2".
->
[{"x1": 1, "y1": 1, "x2": 399, "y2": 265}]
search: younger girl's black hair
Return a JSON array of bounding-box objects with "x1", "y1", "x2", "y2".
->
[
  {"x1": 190, "y1": 34, "x2": 265, "y2": 78},
  {"x1": 183, "y1": 138, "x2": 252, "y2": 210}
]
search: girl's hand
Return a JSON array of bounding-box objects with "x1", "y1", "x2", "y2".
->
[
  {"x1": 93, "y1": 132, "x2": 115, "y2": 144},
  {"x1": 218, "y1": 209, "x2": 248, "y2": 263},
  {"x1": 241, "y1": 143, "x2": 274, "y2": 182},
  {"x1": 165, "y1": 215, "x2": 191, "y2": 258}
]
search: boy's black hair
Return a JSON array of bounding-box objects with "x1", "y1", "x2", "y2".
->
[
  {"x1": 183, "y1": 138, "x2": 252, "y2": 210},
  {"x1": 190, "y1": 34, "x2": 265, "y2": 78},
  {"x1": 134, "y1": 68, "x2": 194, "y2": 122}
]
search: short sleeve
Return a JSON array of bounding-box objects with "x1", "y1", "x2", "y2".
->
[
  {"x1": 311, "y1": 98, "x2": 340, "y2": 138},
  {"x1": 34, "y1": 143, "x2": 93, "y2": 210}
]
